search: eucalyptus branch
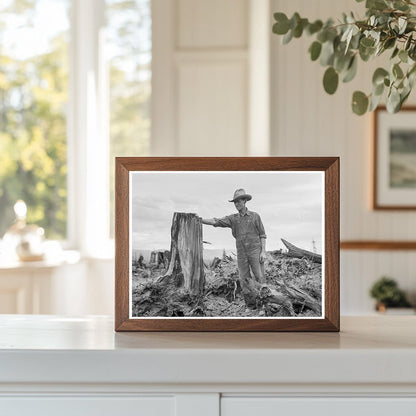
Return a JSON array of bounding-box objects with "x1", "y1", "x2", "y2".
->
[{"x1": 272, "y1": 0, "x2": 416, "y2": 114}]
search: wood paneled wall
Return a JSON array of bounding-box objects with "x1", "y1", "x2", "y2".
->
[{"x1": 271, "y1": 0, "x2": 416, "y2": 313}]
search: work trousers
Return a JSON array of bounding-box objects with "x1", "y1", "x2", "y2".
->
[{"x1": 236, "y1": 235, "x2": 264, "y2": 287}]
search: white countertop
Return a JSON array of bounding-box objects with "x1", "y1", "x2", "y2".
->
[{"x1": 0, "y1": 315, "x2": 415, "y2": 386}]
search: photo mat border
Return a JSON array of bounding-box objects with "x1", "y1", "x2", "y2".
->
[
  {"x1": 115, "y1": 157, "x2": 340, "y2": 332},
  {"x1": 129, "y1": 171, "x2": 326, "y2": 320}
]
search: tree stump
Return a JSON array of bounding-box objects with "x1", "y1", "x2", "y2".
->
[{"x1": 158, "y1": 212, "x2": 205, "y2": 294}]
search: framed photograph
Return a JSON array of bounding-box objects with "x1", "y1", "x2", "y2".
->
[
  {"x1": 115, "y1": 157, "x2": 339, "y2": 332},
  {"x1": 374, "y1": 106, "x2": 416, "y2": 209}
]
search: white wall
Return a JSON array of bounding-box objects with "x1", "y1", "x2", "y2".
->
[
  {"x1": 152, "y1": 0, "x2": 271, "y2": 156},
  {"x1": 271, "y1": 0, "x2": 416, "y2": 313},
  {"x1": 45, "y1": 0, "x2": 416, "y2": 316}
]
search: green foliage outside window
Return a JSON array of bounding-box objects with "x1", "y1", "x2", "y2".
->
[{"x1": 0, "y1": 1, "x2": 69, "y2": 238}]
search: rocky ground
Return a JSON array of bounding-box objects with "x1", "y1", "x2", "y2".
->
[{"x1": 131, "y1": 251, "x2": 322, "y2": 318}]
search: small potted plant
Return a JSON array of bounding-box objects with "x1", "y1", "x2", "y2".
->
[{"x1": 370, "y1": 276, "x2": 413, "y2": 313}]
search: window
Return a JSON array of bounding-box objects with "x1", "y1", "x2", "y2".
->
[
  {"x1": 106, "y1": 0, "x2": 151, "y2": 237},
  {"x1": 0, "y1": 0, "x2": 70, "y2": 239},
  {"x1": 0, "y1": 0, "x2": 151, "y2": 252}
]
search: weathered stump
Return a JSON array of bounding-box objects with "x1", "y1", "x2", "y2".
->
[
  {"x1": 150, "y1": 250, "x2": 170, "y2": 268},
  {"x1": 158, "y1": 212, "x2": 205, "y2": 294}
]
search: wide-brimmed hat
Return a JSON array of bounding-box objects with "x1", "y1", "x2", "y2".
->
[{"x1": 229, "y1": 188, "x2": 252, "y2": 202}]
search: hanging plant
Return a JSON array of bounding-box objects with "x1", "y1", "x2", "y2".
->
[{"x1": 272, "y1": 0, "x2": 416, "y2": 115}]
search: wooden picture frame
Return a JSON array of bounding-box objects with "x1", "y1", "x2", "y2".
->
[
  {"x1": 373, "y1": 106, "x2": 416, "y2": 210},
  {"x1": 115, "y1": 157, "x2": 339, "y2": 332}
]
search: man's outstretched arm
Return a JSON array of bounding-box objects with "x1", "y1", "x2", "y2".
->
[{"x1": 200, "y1": 218, "x2": 216, "y2": 226}]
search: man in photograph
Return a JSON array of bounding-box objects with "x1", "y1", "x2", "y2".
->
[{"x1": 201, "y1": 189, "x2": 267, "y2": 305}]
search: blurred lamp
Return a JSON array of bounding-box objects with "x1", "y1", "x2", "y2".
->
[{"x1": 3, "y1": 200, "x2": 45, "y2": 261}]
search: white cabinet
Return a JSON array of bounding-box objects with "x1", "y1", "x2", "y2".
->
[
  {"x1": 222, "y1": 398, "x2": 416, "y2": 416},
  {"x1": 1, "y1": 397, "x2": 175, "y2": 416},
  {"x1": 0, "y1": 316, "x2": 415, "y2": 415}
]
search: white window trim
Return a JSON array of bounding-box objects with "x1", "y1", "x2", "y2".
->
[{"x1": 68, "y1": 0, "x2": 112, "y2": 258}]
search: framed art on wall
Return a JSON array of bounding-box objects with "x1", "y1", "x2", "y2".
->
[
  {"x1": 115, "y1": 157, "x2": 339, "y2": 332},
  {"x1": 374, "y1": 106, "x2": 416, "y2": 210}
]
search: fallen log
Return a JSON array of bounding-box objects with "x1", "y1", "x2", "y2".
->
[
  {"x1": 281, "y1": 238, "x2": 322, "y2": 264},
  {"x1": 275, "y1": 281, "x2": 321, "y2": 314}
]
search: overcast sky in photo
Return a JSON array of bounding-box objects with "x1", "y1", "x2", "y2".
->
[{"x1": 130, "y1": 171, "x2": 324, "y2": 254}]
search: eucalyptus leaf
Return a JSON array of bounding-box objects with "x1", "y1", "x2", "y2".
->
[
  {"x1": 405, "y1": 34, "x2": 413, "y2": 51},
  {"x1": 393, "y1": 0, "x2": 409, "y2": 11},
  {"x1": 391, "y1": 47, "x2": 399, "y2": 59},
  {"x1": 293, "y1": 18, "x2": 308, "y2": 38},
  {"x1": 386, "y1": 87, "x2": 401, "y2": 112},
  {"x1": 383, "y1": 37, "x2": 396, "y2": 50},
  {"x1": 359, "y1": 44, "x2": 375, "y2": 61},
  {"x1": 352, "y1": 91, "x2": 369, "y2": 115},
  {"x1": 323, "y1": 67, "x2": 339, "y2": 94},
  {"x1": 307, "y1": 20, "x2": 323, "y2": 35},
  {"x1": 369, "y1": 92, "x2": 383, "y2": 111},
  {"x1": 400, "y1": 85, "x2": 411, "y2": 106},
  {"x1": 317, "y1": 30, "x2": 328, "y2": 43},
  {"x1": 342, "y1": 56, "x2": 358, "y2": 82},
  {"x1": 372, "y1": 67, "x2": 389, "y2": 85},
  {"x1": 360, "y1": 37, "x2": 375, "y2": 48},
  {"x1": 273, "y1": 13, "x2": 290, "y2": 34},
  {"x1": 373, "y1": 82, "x2": 385, "y2": 95},
  {"x1": 309, "y1": 41, "x2": 322, "y2": 61},
  {"x1": 393, "y1": 63, "x2": 404, "y2": 79},
  {"x1": 320, "y1": 40, "x2": 335, "y2": 66},
  {"x1": 289, "y1": 12, "x2": 301, "y2": 32},
  {"x1": 366, "y1": 0, "x2": 388, "y2": 10},
  {"x1": 334, "y1": 52, "x2": 351, "y2": 72},
  {"x1": 282, "y1": 29, "x2": 294, "y2": 44},
  {"x1": 398, "y1": 17, "x2": 407, "y2": 34},
  {"x1": 399, "y1": 50, "x2": 408, "y2": 63}
]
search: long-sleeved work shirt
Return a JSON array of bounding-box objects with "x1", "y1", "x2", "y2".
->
[{"x1": 213, "y1": 209, "x2": 266, "y2": 241}]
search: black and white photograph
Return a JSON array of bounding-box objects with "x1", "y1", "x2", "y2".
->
[{"x1": 129, "y1": 171, "x2": 324, "y2": 319}]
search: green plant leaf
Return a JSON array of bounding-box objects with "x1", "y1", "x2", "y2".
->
[
  {"x1": 282, "y1": 29, "x2": 293, "y2": 44},
  {"x1": 391, "y1": 47, "x2": 399, "y2": 59},
  {"x1": 383, "y1": 37, "x2": 396, "y2": 50},
  {"x1": 334, "y1": 52, "x2": 351, "y2": 72},
  {"x1": 309, "y1": 41, "x2": 322, "y2": 61},
  {"x1": 273, "y1": 13, "x2": 290, "y2": 34},
  {"x1": 320, "y1": 40, "x2": 335, "y2": 66},
  {"x1": 323, "y1": 67, "x2": 339, "y2": 94},
  {"x1": 387, "y1": 87, "x2": 401, "y2": 112},
  {"x1": 366, "y1": 0, "x2": 388, "y2": 10},
  {"x1": 374, "y1": 82, "x2": 385, "y2": 96},
  {"x1": 399, "y1": 49, "x2": 408, "y2": 63},
  {"x1": 307, "y1": 20, "x2": 323, "y2": 35},
  {"x1": 369, "y1": 92, "x2": 383, "y2": 111},
  {"x1": 372, "y1": 67, "x2": 389, "y2": 86},
  {"x1": 398, "y1": 16, "x2": 407, "y2": 34},
  {"x1": 393, "y1": 63, "x2": 404, "y2": 79},
  {"x1": 360, "y1": 37, "x2": 375, "y2": 48},
  {"x1": 342, "y1": 56, "x2": 357, "y2": 82},
  {"x1": 352, "y1": 91, "x2": 369, "y2": 115},
  {"x1": 393, "y1": 0, "x2": 410, "y2": 12},
  {"x1": 405, "y1": 33, "x2": 413, "y2": 50}
]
